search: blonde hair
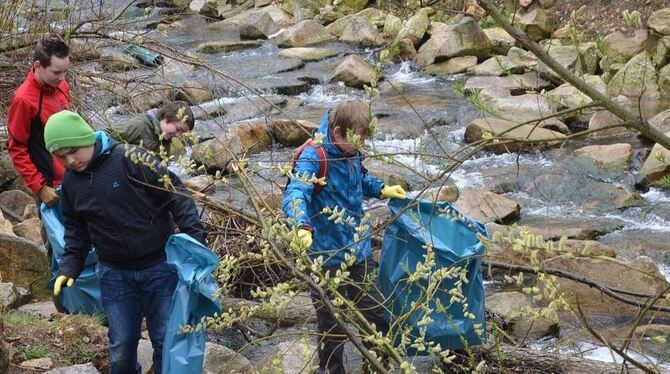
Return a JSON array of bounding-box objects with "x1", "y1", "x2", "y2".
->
[{"x1": 328, "y1": 100, "x2": 370, "y2": 136}]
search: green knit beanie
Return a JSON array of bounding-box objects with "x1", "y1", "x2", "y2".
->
[{"x1": 44, "y1": 110, "x2": 96, "y2": 153}]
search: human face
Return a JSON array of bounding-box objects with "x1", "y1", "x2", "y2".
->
[
  {"x1": 159, "y1": 119, "x2": 190, "y2": 140},
  {"x1": 34, "y1": 55, "x2": 69, "y2": 88},
  {"x1": 53, "y1": 146, "x2": 95, "y2": 172},
  {"x1": 332, "y1": 126, "x2": 369, "y2": 156}
]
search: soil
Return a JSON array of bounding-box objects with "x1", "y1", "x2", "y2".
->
[{"x1": 1, "y1": 310, "x2": 108, "y2": 373}]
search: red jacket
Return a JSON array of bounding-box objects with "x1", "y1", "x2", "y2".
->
[{"x1": 7, "y1": 69, "x2": 70, "y2": 193}]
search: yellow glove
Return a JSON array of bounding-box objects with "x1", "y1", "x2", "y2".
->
[
  {"x1": 380, "y1": 185, "x2": 407, "y2": 200},
  {"x1": 297, "y1": 228, "x2": 313, "y2": 250},
  {"x1": 54, "y1": 275, "x2": 75, "y2": 296}
]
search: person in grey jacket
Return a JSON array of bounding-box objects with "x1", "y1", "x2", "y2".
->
[
  {"x1": 106, "y1": 100, "x2": 195, "y2": 153},
  {"x1": 46, "y1": 110, "x2": 206, "y2": 374}
]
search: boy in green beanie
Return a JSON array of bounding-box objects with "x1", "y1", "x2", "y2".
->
[{"x1": 46, "y1": 110, "x2": 207, "y2": 374}]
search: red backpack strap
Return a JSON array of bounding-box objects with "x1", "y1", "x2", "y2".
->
[{"x1": 291, "y1": 139, "x2": 328, "y2": 194}]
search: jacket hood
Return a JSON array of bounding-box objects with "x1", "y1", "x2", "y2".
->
[
  {"x1": 146, "y1": 109, "x2": 162, "y2": 138},
  {"x1": 27, "y1": 68, "x2": 66, "y2": 95},
  {"x1": 317, "y1": 110, "x2": 357, "y2": 159}
]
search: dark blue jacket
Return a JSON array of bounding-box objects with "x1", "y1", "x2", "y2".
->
[
  {"x1": 59, "y1": 131, "x2": 207, "y2": 278},
  {"x1": 282, "y1": 112, "x2": 384, "y2": 267}
]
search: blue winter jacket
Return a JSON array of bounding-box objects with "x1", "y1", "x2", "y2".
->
[{"x1": 282, "y1": 111, "x2": 384, "y2": 267}]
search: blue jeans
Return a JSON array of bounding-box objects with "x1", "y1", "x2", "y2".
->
[{"x1": 97, "y1": 261, "x2": 178, "y2": 374}]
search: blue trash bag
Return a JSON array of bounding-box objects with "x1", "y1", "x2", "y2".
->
[
  {"x1": 162, "y1": 234, "x2": 221, "y2": 374},
  {"x1": 41, "y1": 202, "x2": 105, "y2": 316},
  {"x1": 378, "y1": 198, "x2": 488, "y2": 352}
]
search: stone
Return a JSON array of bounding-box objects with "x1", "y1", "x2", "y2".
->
[
  {"x1": 485, "y1": 94, "x2": 569, "y2": 133},
  {"x1": 0, "y1": 232, "x2": 48, "y2": 290},
  {"x1": 13, "y1": 217, "x2": 42, "y2": 244},
  {"x1": 587, "y1": 96, "x2": 635, "y2": 139},
  {"x1": 333, "y1": 0, "x2": 369, "y2": 13},
  {"x1": 484, "y1": 27, "x2": 516, "y2": 54},
  {"x1": 648, "y1": 8, "x2": 670, "y2": 35},
  {"x1": 20, "y1": 357, "x2": 53, "y2": 370},
  {"x1": 314, "y1": 6, "x2": 344, "y2": 25},
  {"x1": 607, "y1": 52, "x2": 660, "y2": 98},
  {"x1": 395, "y1": 9, "x2": 430, "y2": 46},
  {"x1": 221, "y1": 293, "x2": 316, "y2": 325},
  {"x1": 43, "y1": 363, "x2": 100, "y2": 374},
  {"x1": 517, "y1": 9, "x2": 556, "y2": 40},
  {"x1": 600, "y1": 29, "x2": 655, "y2": 72},
  {"x1": 578, "y1": 42, "x2": 600, "y2": 75},
  {"x1": 0, "y1": 282, "x2": 23, "y2": 309},
  {"x1": 649, "y1": 109, "x2": 670, "y2": 133},
  {"x1": 269, "y1": 119, "x2": 318, "y2": 146},
  {"x1": 190, "y1": 0, "x2": 228, "y2": 18},
  {"x1": 137, "y1": 339, "x2": 153, "y2": 374},
  {"x1": 464, "y1": 117, "x2": 566, "y2": 154},
  {"x1": 463, "y1": 72, "x2": 551, "y2": 95},
  {"x1": 546, "y1": 75, "x2": 606, "y2": 110},
  {"x1": 197, "y1": 40, "x2": 262, "y2": 54},
  {"x1": 634, "y1": 324, "x2": 670, "y2": 339},
  {"x1": 0, "y1": 190, "x2": 35, "y2": 220},
  {"x1": 203, "y1": 342, "x2": 254, "y2": 374},
  {"x1": 278, "y1": 47, "x2": 338, "y2": 61},
  {"x1": 573, "y1": 144, "x2": 631, "y2": 174},
  {"x1": 383, "y1": 14, "x2": 403, "y2": 37},
  {"x1": 486, "y1": 292, "x2": 558, "y2": 341},
  {"x1": 22, "y1": 203, "x2": 38, "y2": 220},
  {"x1": 453, "y1": 187, "x2": 520, "y2": 224},
  {"x1": 100, "y1": 49, "x2": 139, "y2": 72},
  {"x1": 381, "y1": 38, "x2": 417, "y2": 62},
  {"x1": 263, "y1": 4, "x2": 292, "y2": 26},
  {"x1": 479, "y1": 86, "x2": 511, "y2": 100},
  {"x1": 333, "y1": 54, "x2": 378, "y2": 88},
  {"x1": 653, "y1": 37, "x2": 670, "y2": 68},
  {"x1": 67, "y1": 38, "x2": 102, "y2": 61},
  {"x1": 421, "y1": 185, "x2": 460, "y2": 203},
  {"x1": 424, "y1": 56, "x2": 478, "y2": 75},
  {"x1": 274, "y1": 20, "x2": 335, "y2": 47},
  {"x1": 184, "y1": 175, "x2": 216, "y2": 194},
  {"x1": 506, "y1": 47, "x2": 538, "y2": 70},
  {"x1": 325, "y1": 14, "x2": 354, "y2": 37},
  {"x1": 366, "y1": 167, "x2": 411, "y2": 192},
  {"x1": 227, "y1": 9, "x2": 280, "y2": 39},
  {"x1": 660, "y1": 64, "x2": 670, "y2": 98},
  {"x1": 637, "y1": 131, "x2": 670, "y2": 188},
  {"x1": 173, "y1": 80, "x2": 214, "y2": 105},
  {"x1": 535, "y1": 45, "x2": 581, "y2": 81},
  {"x1": 415, "y1": 16, "x2": 492, "y2": 67},
  {"x1": 355, "y1": 8, "x2": 387, "y2": 28},
  {"x1": 18, "y1": 301, "x2": 57, "y2": 318},
  {"x1": 192, "y1": 120, "x2": 272, "y2": 171},
  {"x1": 339, "y1": 17, "x2": 382, "y2": 46},
  {"x1": 257, "y1": 340, "x2": 317, "y2": 374},
  {"x1": 0, "y1": 210, "x2": 15, "y2": 236},
  {"x1": 471, "y1": 55, "x2": 525, "y2": 76}
]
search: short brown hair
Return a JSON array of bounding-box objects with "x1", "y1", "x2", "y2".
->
[
  {"x1": 157, "y1": 101, "x2": 195, "y2": 130},
  {"x1": 328, "y1": 100, "x2": 371, "y2": 136},
  {"x1": 34, "y1": 35, "x2": 69, "y2": 67}
]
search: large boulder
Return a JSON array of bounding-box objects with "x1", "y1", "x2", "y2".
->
[
  {"x1": 453, "y1": 187, "x2": 520, "y2": 224},
  {"x1": 648, "y1": 8, "x2": 670, "y2": 35},
  {"x1": 263, "y1": 4, "x2": 292, "y2": 26},
  {"x1": 470, "y1": 55, "x2": 525, "y2": 76},
  {"x1": 395, "y1": 9, "x2": 430, "y2": 46},
  {"x1": 43, "y1": 363, "x2": 100, "y2": 374},
  {"x1": 600, "y1": 29, "x2": 656, "y2": 72},
  {"x1": 173, "y1": 80, "x2": 214, "y2": 105},
  {"x1": 227, "y1": 9, "x2": 280, "y2": 39},
  {"x1": 383, "y1": 13, "x2": 403, "y2": 37},
  {"x1": 192, "y1": 120, "x2": 272, "y2": 171},
  {"x1": 324, "y1": 14, "x2": 354, "y2": 36},
  {"x1": 660, "y1": 63, "x2": 670, "y2": 98},
  {"x1": 506, "y1": 47, "x2": 538, "y2": 70},
  {"x1": 485, "y1": 94, "x2": 568, "y2": 133},
  {"x1": 424, "y1": 56, "x2": 478, "y2": 75},
  {"x1": 269, "y1": 119, "x2": 318, "y2": 146},
  {"x1": 464, "y1": 117, "x2": 566, "y2": 154},
  {"x1": 607, "y1": 52, "x2": 660, "y2": 99},
  {"x1": 0, "y1": 211, "x2": 16, "y2": 236},
  {"x1": 463, "y1": 72, "x2": 551, "y2": 95},
  {"x1": 535, "y1": 45, "x2": 583, "y2": 81},
  {"x1": 381, "y1": 38, "x2": 417, "y2": 62},
  {"x1": 649, "y1": 109, "x2": 670, "y2": 133},
  {"x1": 573, "y1": 144, "x2": 631, "y2": 175},
  {"x1": 653, "y1": 36, "x2": 670, "y2": 68},
  {"x1": 355, "y1": 7, "x2": 388, "y2": 28},
  {"x1": 486, "y1": 292, "x2": 558, "y2": 341},
  {"x1": 339, "y1": 17, "x2": 382, "y2": 46},
  {"x1": 274, "y1": 20, "x2": 335, "y2": 47},
  {"x1": 546, "y1": 75, "x2": 606, "y2": 110},
  {"x1": 637, "y1": 131, "x2": 670, "y2": 188},
  {"x1": 203, "y1": 342, "x2": 254, "y2": 374},
  {"x1": 517, "y1": 9, "x2": 556, "y2": 40},
  {"x1": 0, "y1": 232, "x2": 48, "y2": 290},
  {"x1": 484, "y1": 27, "x2": 516, "y2": 54},
  {"x1": 415, "y1": 16, "x2": 492, "y2": 67},
  {"x1": 587, "y1": 96, "x2": 636, "y2": 139},
  {"x1": 13, "y1": 217, "x2": 42, "y2": 244},
  {"x1": 333, "y1": 54, "x2": 378, "y2": 88},
  {"x1": 0, "y1": 190, "x2": 34, "y2": 220},
  {"x1": 278, "y1": 47, "x2": 338, "y2": 61}
]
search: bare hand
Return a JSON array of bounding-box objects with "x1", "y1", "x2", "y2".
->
[{"x1": 37, "y1": 186, "x2": 59, "y2": 207}]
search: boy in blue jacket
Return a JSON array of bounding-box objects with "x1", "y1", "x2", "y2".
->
[
  {"x1": 44, "y1": 110, "x2": 207, "y2": 374},
  {"x1": 283, "y1": 100, "x2": 406, "y2": 373}
]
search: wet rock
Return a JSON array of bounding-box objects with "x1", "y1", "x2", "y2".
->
[
  {"x1": 517, "y1": 9, "x2": 556, "y2": 40},
  {"x1": 649, "y1": 109, "x2": 670, "y2": 133},
  {"x1": 197, "y1": 40, "x2": 262, "y2": 54},
  {"x1": 269, "y1": 119, "x2": 318, "y2": 146},
  {"x1": 383, "y1": 13, "x2": 403, "y2": 37},
  {"x1": 485, "y1": 94, "x2": 568, "y2": 133},
  {"x1": 203, "y1": 342, "x2": 254, "y2": 374},
  {"x1": 648, "y1": 8, "x2": 670, "y2": 36},
  {"x1": 573, "y1": 144, "x2": 631, "y2": 174},
  {"x1": 546, "y1": 75, "x2": 606, "y2": 111},
  {"x1": 524, "y1": 174, "x2": 643, "y2": 212},
  {"x1": 653, "y1": 37, "x2": 670, "y2": 68},
  {"x1": 424, "y1": 56, "x2": 477, "y2": 75},
  {"x1": 600, "y1": 29, "x2": 656, "y2": 72},
  {"x1": 381, "y1": 38, "x2": 417, "y2": 62},
  {"x1": 415, "y1": 16, "x2": 492, "y2": 67},
  {"x1": 470, "y1": 55, "x2": 525, "y2": 76},
  {"x1": 464, "y1": 117, "x2": 566, "y2": 154},
  {"x1": 340, "y1": 17, "x2": 382, "y2": 46},
  {"x1": 395, "y1": 9, "x2": 430, "y2": 46},
  {"x1": 158, "y1": 56, "x2": 197, "y2": 81},
  {"x1": 541, "y1": 256, "x2": 670, "y2": 316},
  {"x1": 333, "y1": 54, "x2": 378, "y2": 88},
  {"x1": 637, "y1": 131, "x2": 670, "y2": 188},
  {"x1": 463, "y1": 72, "x2": 551, "y2": 95},
  {"x1": 257, "y1": 340, "x2": 317, "y2": 374},
  {"x1": 600, "y1": 229, "x2": 670, "y2": 265},
  {"x1": 486, "y1": 292, "x2": 558, "y2": 341},
  {"x1": 221, "y1": 293, "x2": 316, "y2": 325},
  {"x1": 607, "y1": 52, "x2": 661, "y2": 99},
  {"x1": 453, "y1": 187, "x2": 520, "y2": 224},
  {"x1": 13, "y1": 217, "x2": 42, "y2": 244},
  {"x1": 278, "y1": 47, "x2": 338, "y2": 61},
  {"x1": 0, "y1": 190, "x2": 34, "y2": 221},
  {"x1": 20, "y1": 357, "x2": 53, "y2": 371},
  {"x1": 484, "y1": 27, "x2": 516, "y2": 54},
  {"x1": 274, "y1": 20, "x2": 335, "y2": 47},
  {"x1": 18, "y1": 301, "x2": 57, "y2": 318},
  {"x1": 0, "y1": 233, "x2": 48, "y2": 290},
  {"x1": 192, "y1": 95, "x2": 285, "y2": 123},
  {"x1": 515, "y1": 215, "x2": 625, "y2": 240},
  {"x1": 173, "y1": 80, "x2": 214, "y2": 105},
  {"x1": 43, "y1": 362, "x2": 100, "y2": 374},
  {"x1": 43, "y1": 363, "x2": 100, "y2": 374},
  {"x1": 227, "y1": 9, "x2": 280, "y2": 39}
]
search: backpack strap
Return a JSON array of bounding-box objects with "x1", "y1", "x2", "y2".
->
[{"x1": 291, "y1": 139, "x2": 328, "y2": 194}]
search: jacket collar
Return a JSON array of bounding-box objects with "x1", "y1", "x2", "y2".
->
[{"x1": 27, "y1": 68, "x2": 59, "y2": 95}]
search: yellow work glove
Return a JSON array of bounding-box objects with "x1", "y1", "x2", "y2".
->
[
  {"x1": 380, "y1": 185, "x2": 407, "y2": 200},
  {"x1": 53, "y1": 275, "x2": 75, "y2": 296},
  {"x1": 297, "y1": 228, "x2": 313, "y2": 250}
]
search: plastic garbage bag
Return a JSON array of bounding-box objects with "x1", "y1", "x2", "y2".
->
[
  {"x1": 42, "y1": 202, "x2": 105, "y2": 316},
  {"x1": 162, "y1": 234, "x2": 221, "y2": 374},
  {"x1": 378, "y1": 198, "x2": 487, "y2": 352}
]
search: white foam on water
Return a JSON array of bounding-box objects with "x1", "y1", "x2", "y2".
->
[
  {"x1": 642, "y1": 187, "x2": 670, "y2": 203},
  {"x1": 387, "y1": 61, "x2": 436, "y2": 85},
  {"x1": 296, "y1": 85, "x2": 362, "y2": 105},
  {"x1": 659, "y1": 264, "x2": 670, "y2": 283},
  {"x1": 369, "y1": 138, "x2": 440, "y2": 176}
]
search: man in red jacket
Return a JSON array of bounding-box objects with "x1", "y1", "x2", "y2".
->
[{"x1": 7, "y1": 35, "x2": 70, "y2": 206}]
